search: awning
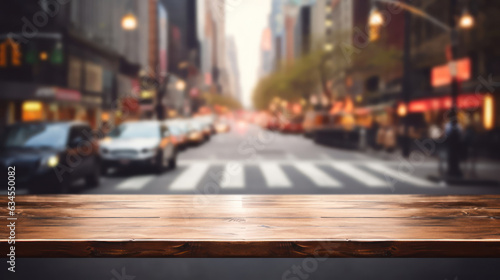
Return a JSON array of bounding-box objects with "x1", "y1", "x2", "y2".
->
[
  {"x1": 404, "y1": 93, "x2": 484, "y2": 113},
  {"x1": 354, "y1": 101, "x2": 396, "y2": 115}
]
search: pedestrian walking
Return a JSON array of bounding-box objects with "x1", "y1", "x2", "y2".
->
[{"x1": 463, "y1": 122, "x2": 478, "y2": 177}]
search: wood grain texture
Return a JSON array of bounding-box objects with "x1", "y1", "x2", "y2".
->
[{"x1": 1, "y1": 195, "x2": 500, "y2": 258}]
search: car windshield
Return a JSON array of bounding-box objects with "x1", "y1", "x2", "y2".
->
[
  {"x1": 1, "y1": 123, "x2": 68, "y2": 149},
  {"x1": 167, "y1": 125, "x2": 183, "y2": 136},
  {"x1": 108, "y1": 123, "x2": 160, "y2": 139},
  {"x1": 189, "y1": 122, "x2": 204, "y2": 131}
]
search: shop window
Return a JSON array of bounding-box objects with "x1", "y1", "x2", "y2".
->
[{"x1": 22, "y1": 101, "x2": 44, "y2": 122}]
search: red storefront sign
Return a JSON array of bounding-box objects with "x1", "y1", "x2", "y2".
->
[
  {"x1": 35, "y1": 87, "x2": 81, "y2": 102},
  {"x1": 404, "y1": 94, "x2": 484, "y2": 113},
  {"x1": 55, "y1": 88, "x2": 81, "y2": 102},
  {"x1": 431, "y1": 58, "x2": 471, "y2": 87}
]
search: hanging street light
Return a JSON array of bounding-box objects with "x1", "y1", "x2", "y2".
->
[
  {"x1": 121, "y1": 13, "x2": 138, "y2": 31},
  {"x1": 459, "y1": 9, "x2": 474, "y2": 29},
  {"x1": 368, "y1": 8, "x2": 384, "y2": 27}
]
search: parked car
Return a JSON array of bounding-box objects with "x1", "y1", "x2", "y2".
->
[
  {"x1": 266, "y1": 115, "x2": 281, "y2": 131},
  {"x1": 164, "y1": 120, "x2": 188, "y2": 150},
  {"x1": 185, "y1": 120, "x2": 206, "y2": 145},
  {"x1": 280, "y1": 115, "x2": 304, "y2": 134},
  {"x1": 100, "y1": 121, "x2": 177, "y2": 174},
  {"x1": 303, "y1": 111, "x2": 329, "y2": 138},
  {"x1": 196, "y1": 115, "x2": 216, "y2": 134},
  {"x1": 0, "y1": 121, "x2": 100, "y2": 193},
  {"x1": 214, "y1": 120, "x2": 231, "y2": 133}
]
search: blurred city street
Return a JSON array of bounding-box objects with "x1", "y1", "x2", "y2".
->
[
  {"x1": 14, "y1": 121, "x2": 493, "y2": 196},
  {"x1": 1, "y1": 0, "x2": 500, "y2": 279}
]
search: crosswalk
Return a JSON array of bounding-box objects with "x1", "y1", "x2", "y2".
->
[
  {"x1": 294, "y1": 163, "x2": 342, "y2": 188},
  {"x1": 259, "y1": 163, "x2": 292, "y2": 188},
  {"x1": 329, "y1": 162, "x2": 387, "y2": 187},
  {"x1": 169, "y1": 163, "x2": 209, "y2": 191},
  {"x1": 101, "y1": 161, "x2": 442, "y2": 192},
  {"x1": 116, "y1": 175, "x2": 155, "y2": 190},
  {"x1": 220, "y1": 163, "x2": 245, "y2": 189}
]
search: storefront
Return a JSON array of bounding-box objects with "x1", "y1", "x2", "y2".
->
[
  {"x1": 0, "y1": 83, "x2": 82, "y2": 125},
  {"x1": 397, "y1": 93, "x2": 492, "y2": 131},
  {"x1": 354, "y1": 101, "x2": 396, "y2": 128},
  {"x1": 116, "y1": 74, "x2": 141, "y2": 123}
]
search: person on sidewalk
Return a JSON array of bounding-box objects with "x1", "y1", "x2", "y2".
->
[
  {"x1": 384, "y1": 126, "x2": 397, "y2": 153},
  {"x1": 376, "y1": 125, "x2": 385, "y2": 151},
  {"x1": 463, "y1": 120, "x2": 478, "y2": 178}
]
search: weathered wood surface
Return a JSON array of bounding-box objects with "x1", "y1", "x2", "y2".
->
[{"x1": 1, "y1": 195, "x2": 500, "y2": 258}]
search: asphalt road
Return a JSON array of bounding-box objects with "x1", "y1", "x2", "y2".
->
[{"x1": 71, "y1": 123, "x2": 500, "y2": 195}]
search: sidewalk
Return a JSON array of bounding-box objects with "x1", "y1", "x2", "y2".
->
[{"x1": 362, "y1": 148, "x2": 500, "y2": 185}]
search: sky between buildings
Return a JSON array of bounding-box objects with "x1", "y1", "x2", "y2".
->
[{"x1": 226, "y1": 0, "x2": 271, "y2": 108}]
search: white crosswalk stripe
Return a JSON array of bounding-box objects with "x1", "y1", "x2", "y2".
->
[
  {"x1": 260, "y1": 163, "x2": 292, "y2": 188},
  {"x1": 330, "y1": 162, "x2": 388, "y2": 188},
  {"x1": 169, "y1": 163, "x2": 210, "y2": 191},
  {"x1": 116, "y1": 175, "x2": 155, "y2": 190},
  {"x1": 364, "y1": 163, "x2": 439, "y2": 188},
  {"x1": 293, "y1": 163, "x2": 342, "y2": 188},
  {"x1": 107, "y1": 161, "x2": 440, "y2": 192},
  {"x1": 220, "y1": 162, "x2": 245, "y2": 189}
]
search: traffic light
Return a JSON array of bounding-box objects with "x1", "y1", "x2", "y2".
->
[{"x1": 0, "y1": 38, "x2": 22, "y2": 67}]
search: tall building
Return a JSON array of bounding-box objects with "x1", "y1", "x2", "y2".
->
[
  {"x1": 161, "y1": 0, "x2": 200, "y2": 115},
  {"x1": 258, "y1": 28, "x2": 273, "y2": 78},
  {"x1": 0, "y1": 0, "x2": 152, "y2": 127},
  {"x1": 161, "y1": 0, "x2": 200, "y2": 78},
  {"x1": 139, "y1": 0, "x2": 171, "y2": 119},
  {"x1": 225, "y1": 36, "x2": 242, "y2": 103},
  {"x1": 198, "y1": 0, "x2": 227, "y2": 95},
  {"x1": 309, "y1": 0, "x2": 329, "y2": 51},
  {"x1": 269, "y1": 0, "x2": 285, "y2": 70},
  {"x1": 270, "y1": 0, "x2": 316, "y2": 68},
  {"x1": 294, "y1": 5, "x2": 312, "y2": 58}
]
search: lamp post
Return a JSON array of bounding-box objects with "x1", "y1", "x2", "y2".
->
[
  {"x1": 121, "y1": 13, "x2": 138, "y2": 31},
  {"x1": 121, "y1": 1, "x2": 138, "y2": 70},
  {"x1": 369, "y1": 0, "x2": 474, "y2": 178}
]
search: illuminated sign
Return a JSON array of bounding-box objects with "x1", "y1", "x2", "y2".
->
[
  {"x1": 431, "y1": 58, "x2": 471, "y2": 87},
  {"x1": 0, "y1": 39, "x2": 22, "y2": 67},
  {"x1": 140, "y1": 90, "x2": 155, "y2": 99},
  {"x1": 402, "y1": 93, "x2": 484, "y2": 113},
  {"x1": 22, "y1": 101, "x2": 43, "y2": 121}
]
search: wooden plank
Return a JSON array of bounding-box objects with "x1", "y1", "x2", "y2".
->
[{"x1": 1, "y1": 195, "x2": 500, "y2": 258}]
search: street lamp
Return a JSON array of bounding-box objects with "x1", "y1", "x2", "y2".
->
[
  {"x1": 459, "y1": 9, "x2": 474, "y2": 29},
  {"x1": 369, "y1": 0, "x2": 475, "y2": 180},
  {"x1": 368, "y1": 8, "x2": 384, "y2": 41},
  {"x1": 369, "y1": 1, "x2": 475, "y2": 32},
  {"x1": 121, "y1": 13, "x2": 138, "y2": 31},
  {"x1": 176, "y1": 80, "x2": 186, "y2": 91},
  {"x1": 368, "y1": 8, "x2": 384, "y2": 27}
]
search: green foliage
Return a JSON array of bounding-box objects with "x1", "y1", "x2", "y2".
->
[{"x1": 252, "y1": 29, "x2": 402, "y2": 110}]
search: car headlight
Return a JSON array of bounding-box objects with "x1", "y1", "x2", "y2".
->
[{"x1": 43, "y1": 155, "x2": 59, "y2": 168}]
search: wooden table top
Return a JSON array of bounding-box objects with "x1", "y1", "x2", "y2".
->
[{"x1": 1, "y1": 195, "x2": 500, "y2": 258}]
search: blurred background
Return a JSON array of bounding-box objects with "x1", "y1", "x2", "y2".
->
[
  {"x1": 2, "y1": 1, "x2": 500, "y2": 279},
  {"x1": 0, "y1": 0, "x2": 500, "y2": 195}
]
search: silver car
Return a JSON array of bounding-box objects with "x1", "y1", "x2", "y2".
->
[{"x1": 100, "y1": 121, "x2": 176, "y2": 174}]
